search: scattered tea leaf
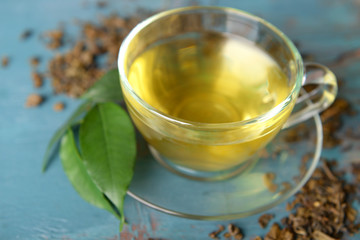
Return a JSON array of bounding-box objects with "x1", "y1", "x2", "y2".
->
[
  {"x1": 96, "y1": 0, "x2": 107, "y2": 8},
  {"x1": 312, "y1": 230, "x2": 339, "y2": 240},
  {"x1": 25, "y1": 93, "x2": 43, "y2": 107},
  {"x1": 1, "y1": 56, "x2": 9, "y2": 67},
  {"x1": 53, "y1": 102, "x2": 65, "y2": 112},
  {"x1": 264, "y1": 223, "x2": 281, "y2": 240},
  {"x1": 43, "y1": 29, "x2": 64, "y2": 49},
  {"x1": 279, "y1": 182, "x2": 292, "y2": 195},
  {"x1": 224, "y1": 232, "x2": 231, "y2": 238},
  {"x1": 45, "y1": 14, "x2": 143, "y2": 98},
  {"x1": 261, "y1": 159, "x2": 360, "y2": 239},
  {"x1": 29, "y1": 56, "x2": 41, "y2": 67},
  {"x1": 234, "y1": 233, "x2": 244, "y2": 240},
  {"x1": 209, "y1": 225, "x2": 224, "y2": 239},
  {"x1": 79, "y1": 102, "x2": 136, "y2": 229},
  {"x1": 228, "y1": 224, "x2": 240, "y2": 236},
  {"x1": 31, "y1": 72, "x2": 43, "y2": 88},
  {"x1": 263, "y1": 172, "x2": 277, "y2": 193},
  {"x1": 60, "y1": 129, "x2": 119, "y2": 218},
  {"x1": 330, "y1": 47, "x2": 360, "y2": 67},
  {"x1": 258, "y1": 214, "x2": 274, "y2": 228},
  {"x1": 20, "y1": 29, "x2": 33, "y2": 40},
  {"x1": 321, "y1": 98, "x2": 355, "y2": 148}
]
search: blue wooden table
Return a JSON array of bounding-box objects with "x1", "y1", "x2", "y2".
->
[{"x1": 1, "y1": 0, "x2": 360, "y2": 239}]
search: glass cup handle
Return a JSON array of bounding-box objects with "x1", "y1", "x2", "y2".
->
[{"x1": 283, "y1": 62, "x2": 338, "y2": 129}]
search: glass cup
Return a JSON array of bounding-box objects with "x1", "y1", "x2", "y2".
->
[{"x1": 118, "y1": 6, "x2": 337, "y2": 181}]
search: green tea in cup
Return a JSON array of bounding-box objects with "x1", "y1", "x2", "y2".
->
[{"x1": 118, "y1": 7, "x2": 337, "y2": 180}]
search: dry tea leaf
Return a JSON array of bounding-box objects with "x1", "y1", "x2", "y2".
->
[
  {"x1": 223, "y1": 232, "x2": 231, "y2": 238},
  {"x1": 330, "y1": 48, "x2": 360, "y2": 67},
  {"x1": 345, "y1": 206, "x2": 357, "y2": 223},
  {"x1": 263, "y1": 172, "x2": 277, "y2": 193},
  {"x1": 283, "y1": 97, "x2": 356, "y2": 149},
  {"x1": 265, "y1": 223, "x2": 295, "y2": 240},
  {"x1": 43, "y1": 29, "x2": 64, "y2": 49},
  {"x1": 44, "y1": 13, "x2": 145, "y2": 97},
  {"x1": 53, "y1": 102, "x2": 65, "y2": 112},
  {"x1": 227, "y1": 224, "x2": 243, "y2": 238},
  {"x1": 351, "y1": 163, "x2": 360, "y2": 183},
  {"x1": 228, "y1": 224, "x2": 238, "y2": 235},
  {"x1": 265, "y1": 223, "x2": 281, "y2": 240},
  {"x1": 208, "y1": 232, "x2": 218, "y2": 239},
  {"x1": 279, "y1": 228, "x2": 293, "y2": 240},
  {"x1": 20, "y1": 29, "x2": 33, "y2": 40},
  {"x1": 209, "y1": 225, "x2": 224, "y2": 239},
  {"x1": 262, "y1": 159, "x2": 360, "y2": 239},
  {"x1": 1, "y1": 56, "x2": 9, "y2": 67},
  {"x1": 312, "y1": 230, "x2": 339, "y2": 240},
  {"x1": 284, "y1": 123, "x2": 309, "y2": 142},
  {"x1": 25, "y1": 94, "x2": 43, "y2": 107},
  {"x1": 31, "y1": 72, "x2": 43, "y2": 88},
  {"x1": 321, "y1": 98, "x2": 355, "y2": 148},
  {"x1": 279, "y1": 182, "x2": 291, "y2": 194},
  {"x1": 96, "y1": 0, "x2": 107, "y2": 8},
  {"x1": 234, "y1": 233, "x2": 244, "y2": 240},
  {"x1": 30, "y1": 56, "x2": 41, "y2": 67},
  {"x1": 258, "y1": 214, "x2": 274, "y2": 228},
  {"x1": 264, "y1": 172, "x2": 275, "y2": 181}
]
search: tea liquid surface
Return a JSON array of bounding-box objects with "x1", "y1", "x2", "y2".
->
[{"x1": 128, "y1": 32, "x2": 290, "y2": 124}]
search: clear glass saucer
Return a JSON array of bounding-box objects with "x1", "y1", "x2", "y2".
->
[{"x1": 127, "y1": 114, "x2": 322, "y2": 220}]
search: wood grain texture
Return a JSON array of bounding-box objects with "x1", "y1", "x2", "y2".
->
[{"x1": 1, "y1": 0, "x2": 359, "y2": 239}]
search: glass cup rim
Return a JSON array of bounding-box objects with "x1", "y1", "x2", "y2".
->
[{"x1": 118, "y1": 6, "x2": 304, "y2": 129}]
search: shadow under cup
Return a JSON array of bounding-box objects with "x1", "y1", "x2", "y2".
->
[{"x1": 118, "y1": 7, "x2": 303, "y2": 181}]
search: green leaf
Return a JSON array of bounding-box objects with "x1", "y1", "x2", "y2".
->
[
  {"x1": 42, "y1": 101, "x2": 94, "y2": 172},
  {"x1": 43, "y1": 69, "x2": 122, "y2": 172},
  {"x1": 79, "y1": 102, "x2": 136, "y2": 227},
  {"x1": 81, "y1": 69, "x2": 123, "y2": 103},
  {"x1": 60, "y1": 129, "x2": 120, "y2": 219}
]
